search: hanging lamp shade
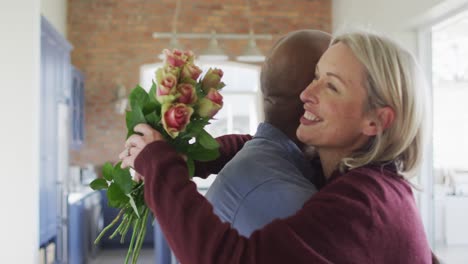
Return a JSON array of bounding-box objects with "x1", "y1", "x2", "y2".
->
[
  {"x1": 236, "y1": 37, "x2": 265, "y2": 62},
  {"x1": 198, "y1": 31, "x2": 229, "y2": 61}
]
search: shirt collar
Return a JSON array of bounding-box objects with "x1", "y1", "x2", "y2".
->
[{"x1": 253, "y1": 122, "x2": 316, "y2": 182}]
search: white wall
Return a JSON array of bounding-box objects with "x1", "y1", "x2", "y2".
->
[
  {"x1": 0, "y1": 0, "x2": 40, "y2": 263},
  {"x1": 332, "y1": 0, "x2": 442, "y2": 54},
  {"x1": 41, "y1": 0, "x2": 68, "y2": 37}
]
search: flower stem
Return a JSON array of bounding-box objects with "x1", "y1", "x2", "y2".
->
[
  {"x1": 120, "y1": 213, "x2": 134, "y2": 243},
  {"x1": 125, "y1": 215, "x2": 141, "y2": 264},
  {"x1": 132, "y1": 207, "x2": 149, "y2": 264},
  {"x1": 94, "y1": 209, "x2": 124, "y2": 244},
  {"x1": 109, "y1": 214, "x2": 128, "y2": 239}
]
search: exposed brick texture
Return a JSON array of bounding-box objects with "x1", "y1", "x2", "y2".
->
[{"x1": 68, "y1": 0, "x2": 331, "y2": 166}]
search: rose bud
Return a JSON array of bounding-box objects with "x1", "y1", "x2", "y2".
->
[
  {"x1": 161, "y1": 103, "x2": 194, "y2": 138},
  {"x1": 164, "y1": 64, "x2": 181, "y2": 79},
  {"x1": 181, "y1": 63, "x2": 202, "y2": 81},
  {"x1": 163, "y1": 49, "x2": 190, "y2": 68},
  {"x1": 201, "y1": 68, "x2": 224, "y2": 92},
  {"x1": 176, "y1": 83, "x2": 198, "y2": 105},
  {"x1": 197, "y1": 88, "x2": 223, "y2": 118},
  {"x1": 155, "y1": 68, "x2": 178, "y2": 104},
  {"x1": 184, "y1": 50, "x2": 195, "y2": 63}
]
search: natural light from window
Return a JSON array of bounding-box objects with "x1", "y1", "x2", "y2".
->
[{"x1": 432, "y1": 13, "x2": 468, "y2": 171}]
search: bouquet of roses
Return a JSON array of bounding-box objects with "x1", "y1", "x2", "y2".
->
[{"x1": 89, "y1": 49, "x2": 225, "y2": 264}]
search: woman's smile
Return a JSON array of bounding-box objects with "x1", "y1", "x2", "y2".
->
[{"x1": 300, "y1": 110, "x2": 323, "y2": 125}]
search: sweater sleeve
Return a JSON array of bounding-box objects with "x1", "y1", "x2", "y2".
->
[
  {"x1": 193, "y1": 134, "x2": 252, "y2": 178},
  {"x1": 136, "y1": 141, "x2": 335, "y2": 264},
  {"x1": 135, "y1": 141, "x2": 431, "y2": 264}
]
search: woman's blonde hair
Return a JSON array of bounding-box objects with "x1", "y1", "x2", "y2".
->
[{"x1": 333, "y1": 31, "x2": 428, "y2": 178}]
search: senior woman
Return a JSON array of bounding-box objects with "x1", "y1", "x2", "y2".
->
[{"x1": 120, "y1": 31, "x2": 433, "y2": 263}]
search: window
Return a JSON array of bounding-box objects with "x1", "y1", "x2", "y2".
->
[
  {"x1": 71, "y1": 66, "x2": 85, "y2": 150},
  {"x1": 432, "y1": 12, "x2": 468, "y2": 170}
]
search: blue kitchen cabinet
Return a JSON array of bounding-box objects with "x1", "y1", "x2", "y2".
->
[
  {"x1": 39, "y1": 16, "x2": 72, "y2": 247},
  {"x1": 68, "y1": 191, "x2": 102, "y2": 264},
  {"x1": 68, "y1": 199, "x2": 85, "y2": 264}
]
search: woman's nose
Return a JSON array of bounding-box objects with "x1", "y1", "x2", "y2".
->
[{"x1": 300, "y1": 80, "x2": 320, "y2": 104}]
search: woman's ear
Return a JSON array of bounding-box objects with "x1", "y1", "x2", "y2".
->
[{"x1": 362, "y1": 106, "x2": 395, "y2": 136}]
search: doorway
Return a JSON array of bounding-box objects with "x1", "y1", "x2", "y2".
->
[{"x1": 431, "y1": 9, "x2": 468, "y2": 264}]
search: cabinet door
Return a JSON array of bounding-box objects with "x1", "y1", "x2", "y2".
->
[
  {"x1": 39, "y1": 30, "x2": 59, "y2": 246},
  {"x1": 39, "y1": 17, "x2": 72, "y2": 247},
  {"x1": 68, "y1": 200, "x2": 85, "y2": 264}
]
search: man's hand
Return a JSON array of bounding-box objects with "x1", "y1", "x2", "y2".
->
[{"x1": 119, "y1": 123, "x2": 164, "y2": 172}]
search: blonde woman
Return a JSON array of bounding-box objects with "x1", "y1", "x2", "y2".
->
[{"x1": 120, "y1": 31, "x2": 434, "y2": 263}]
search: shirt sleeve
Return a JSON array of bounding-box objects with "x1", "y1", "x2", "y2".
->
[{"x1": 194, "y1": 134, "x2": 252, "y2": 178}]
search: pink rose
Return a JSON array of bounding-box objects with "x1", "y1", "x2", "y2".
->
[
  {"x1": 163, "y1": 49, "x2": 194, "y2": 68},
  {"x1": 161, "y1": 103, "x2": 194, "y2": 138},
  {"x1": 176, "y1": 83, "x2": 198, "y2": 105},
  {"x1": 158, "y1": 76, "x2": 176, "y2": 96},
  {"x1": 155, "y1": 68, "x2": 178, "y2": 103},
  {"x1": 181, "y1": 63, "x2": 202, "y2": 81},
  {"x1": 201, "y1": 68, "x2": 224, "y2": 92},
  {"x1": 197, "y1": 88, "x2": 223, "y2": 118}
]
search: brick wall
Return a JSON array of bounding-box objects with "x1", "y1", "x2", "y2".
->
[{"x1": 68, "y1": 0, "x2": 331, "y2": 166}]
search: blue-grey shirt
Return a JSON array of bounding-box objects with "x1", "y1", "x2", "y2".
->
[{"x1": 205, "y1": 122, "x2": 318, "y2": 237}]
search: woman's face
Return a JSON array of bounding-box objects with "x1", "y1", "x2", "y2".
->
[{"x1": 296, "y1": 42, "x2": 373, "y2": 155}]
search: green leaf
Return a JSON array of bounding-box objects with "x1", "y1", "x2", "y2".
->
[
  {"x1": 184, "y1": 117, "x2": 209, "y2": 137},
  {"x1": 142, "y1": 101, "x2": 160, "y2": 115},
  {"x1": 148, "y1": 81, "x2": 158, "y2": 103},
  {"x1": 102, "y1": 162, "x2": 114, "y2": 181},
  {"x1": 126, "y1": 194, "x2": 140, "y2": 218},
  {"x1": 186, "y1": 158, "x2": 195, "y2": 178},
  {"x1": 171, "y1": 138, "x2": 191, "y2": 154},
  {"x1": 129, "y1": 85, "x2": 149, "y2": 111},
  {"x1": 143, "y1": 81, "x2": 161, "y2": 115},
  {"x1": 144, "y1": 111, "x2": 160, "y2": 127},
  {"x1": 217, "y1": 82, "x2": 226, "y2": 90},
  {"x1": 195, "y1": 82, "x2": 205, "y2": 98},
  {"x1": 90, "y1": 178, "x2": 108, "y2": 190},
  {"x1": 107, "y1": 183, "x2": 129, "y2": 208},
  {"x1": 126, "y1": 105, "x2": 147, "y2": 138},
  {"x1": 113, "y1": 165, "x2": 133, "y2": 194},
  {"x1": 198, "y1": 129, "x2": 220, "y2": 150}
]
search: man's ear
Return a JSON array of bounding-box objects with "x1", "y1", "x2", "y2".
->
[{"x1": 362, "y1": 106, "x2": 395, "y2": 136}]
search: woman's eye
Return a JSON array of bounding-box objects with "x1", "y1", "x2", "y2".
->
[{"x1": 328, "y1": 83, "x2": 338, "y2": 92}]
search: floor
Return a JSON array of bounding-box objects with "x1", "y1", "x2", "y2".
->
[{"x1": 90, "y1": 249, "x2": 154, "y2": 264}]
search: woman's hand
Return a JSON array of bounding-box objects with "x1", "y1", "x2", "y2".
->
[{"x1": 119, "y1": 123, "x2": 164, "y2": 175}]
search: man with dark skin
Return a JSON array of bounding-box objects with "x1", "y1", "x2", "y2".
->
[
  {"x1": 261, "y1": 29, "x2": 331, "y2": 149},
  {"x1": 204, "y1": 29, "x2": 331, "y2": 237}
]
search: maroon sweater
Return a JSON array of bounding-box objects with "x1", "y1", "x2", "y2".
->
[{"x1": 135, "y1": 135, "x2": 432, "y2": 264}]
